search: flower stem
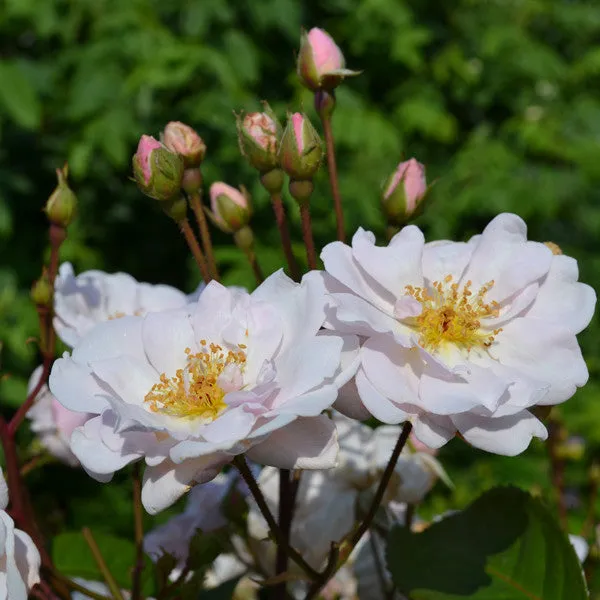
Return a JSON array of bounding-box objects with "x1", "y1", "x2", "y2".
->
[
  {"x1": 233, "y1": 456, "x2": 320, "y2": 580},
  {"x1": 179, "y1": 218, "x2": 210, "y2": 283},
  {"x1": 299, "y1": 205, "x2": 317, "y2": 271},
  {"x1": 270, "y1": 192, "x2": 300, "y2": 281},
  {"x1": 82, "y1": 528, "x2": 125, "y2": 600},
  {"x1": 131, "y1": 463, "x2": 145, "y2": 600},
  {"x1": 320, "y1": 112, "x2": 345, "y2": 242},
  {"x1": 234, "y1": 226, "x2": 264, "y2": 285},
  {"x1": 189, "y1": 190, "x2": 219, "y2": 281},
  {"x1": 50, "y1": 573, "x2": 112, "y2": 600},
  {"x1": 547, "y1": 417, "x2": 568, "y2": 529},
  {"x1": 274, "y1": 469, "x2": 293, "y2": 599}
]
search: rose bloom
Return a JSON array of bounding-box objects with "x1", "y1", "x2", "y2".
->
[
  {"x1": 49, "y1": 271, "x2": 357, "y2": 513},
  {"x1": 53, "y1": 262, "x2": 194, "y2": 347},
  {"x1": 315, "y1": 213, "x2": 596, "y2": 455},
  {"x1": 0, "y1": 470, "x2": 40, "y2": 600}
]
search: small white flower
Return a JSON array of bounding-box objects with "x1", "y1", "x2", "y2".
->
[
  {"x1": 0, "y1": 470, "x2": 41, "y2": 600},
  {"x1": 26, "y1": 366, "x2": 91, "y2": 466},
  {"x1": 50, "y1": 271, "x2": 357, "y2": 513},
  {"x1": 569, "y1": 534, "x2": 589, "y2": 563},
  {"x1": 54, "y1": 262, "x2": 195, "y2": 347},
  {"x1": 316, "y1": 213, "x2": 596, "y2": 455},
  {"x1": 247, "y1": 413, "x2": 443, "y2": 569}
]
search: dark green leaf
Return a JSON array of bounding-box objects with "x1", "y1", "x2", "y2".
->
[
  {"x1": 0, "y1": 60, "x2": 41, "y2": 129},
  {"x1": 186, "y1": 530, "x2": 224, "y2": 571},
  {"x1": 386, "y1": 487, "x2": 587, "y2": 599}
]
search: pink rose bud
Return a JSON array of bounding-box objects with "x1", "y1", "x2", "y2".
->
[
  {"x1": 162, "y1": 121, "x2": 207, "y2": 168},
  {"x1": 382, "y1": 158, "x2": 428, "y2": 225},
  {"x1": 209, "y1": 182, "x2": 251, "y2": 233},
  {"x1": 297, "y1": 27, "x2": 360, "y2": 91},
  {"x1": 44, "y1": 164, "x2": 78, "y2": 228},
  {"x1": 132, "y1": 135, "x2": 184, "y2": 201},
  {"x1": 279, "y1": 112, "x2": 322, "y2": 180},
  {"x1": 236, "y1": 104, "x2": 281, "y2": 173}
]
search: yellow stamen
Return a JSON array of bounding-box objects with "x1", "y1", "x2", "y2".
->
[
  {"x1": 144, "y1": 343, "x2": 246, "y2": 420},
  {"x1": 404, "y1": 276, "x2": 502, "y2": 352}
]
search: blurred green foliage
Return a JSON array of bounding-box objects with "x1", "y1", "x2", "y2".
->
[{"x1": 1, "y1": 0, "x2": 600, "y2": 593}]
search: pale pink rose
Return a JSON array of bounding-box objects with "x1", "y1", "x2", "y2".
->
[
  {"x1": 162, "y1": 121, "x2": 206, "y2": 167},
  {"x1": 134, "y1": 135, "x2": 162, "y2": 185},
  {"x1": 384, "y1": 158, "x2": 427, "y2": 214},
  {"x1": 242, "y1": 113, "x2": 278, "y2": 151},
  {"x1": 307, "y1": 28, "x2": 345, "y2": 75}
]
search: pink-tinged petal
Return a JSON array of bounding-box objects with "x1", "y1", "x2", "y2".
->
[
  {"x1": 138, "y1": 282, "x2": 187, "y2": 312},
  {"x1": 526, "y1": 255, "x2": 596, "y2": 334},
  {"x1": 419, "y1": 362, "x2": 508, "y2": 415},
  {"x1": 142, "y1": 309, "x2": 195, "y2": 376},
  {"x1": 411, "y1": 414, "x2": 456, "y2": 449},
  {"x1": 307, "y1": 28, "x2": 344, "y2": 74},
  {"x1": 13, "y1": 530, "x2": 41, "y2": 590},
  {"x1": 462, "y1": 214, "x2": 553, "y2": 302},
  {"x1": 275, "y1": 335, "x2": 343, "y2": 400},
  {"x1": 329, "y1": 293, "x2": 399, "y2": 336},
  {"x1": 169, "y1": 438, "x2": 242, "y2": 463},
  {"x1": 394, "y1": 296, "x2": 422, "y2": 319},
  {"x1": 89, "y1": 355, "x2": 158, "y2": 407},
  {"x1": 70, "y1": 416, "x2": 143, "y2": 479},
  {"x1": 317, "y1": 331, "x2": 360, "y2": 389},
  {"x1": 142, "y1": 456, "x2": 228, "y2": 514},
  {"x1": 246, "y1": 415, "x2": 338, "y2": 469},
  {"x1": 321, "y1": 240, "x2": 394, "y2": 313},
  {"x1": 49, "y1": 357, "x2": 110, "y2": 414},
  {"x1": 355, "y1": 368, "x2": 408, "y2": 424},
  {"x1": 452, "y1": 410, "x2": 547, "y2": 456},
  {"x1": 191, "y1": 281, "x2": 237, "y2": 341},
  {"x1": 71, "y1": 316, "x2": 146, "y2": 364},
  {"x1": 351, "y1": 226, "x2": 424, "y2": 297},
  {"x1": 253, "y1": 270, "x2": 328, "y2": 345},
  {"x1": 246, "y1": 413, "x2": 298, "y2": 440},
  {"x1": 103, "y1": 273, "x2": 138, "y2": 316},
  {"x1": 274, "y1": 383, "x2": 338, "y2": 417},
  {"x1": 484, "y1": 282, "x2": 539, "y2": 328},
  {"x1": 334, "y1": 379, "x2": 372, "y2": 421},
  {"x1": 360, "y1": 335, "x2": 421, "y2": 405},
  {"x1": 422, "y1": 241, "x2": 473, "y2": 284},
  {"x1": 51, "y1": 399, "x2": 90, "y2": 439},
  {"x1": 491, "y1": 317, "x2": 588, "y2": 404},
  {"x1": 201, "y1": 407, "x2": 256, "y2": 444}
]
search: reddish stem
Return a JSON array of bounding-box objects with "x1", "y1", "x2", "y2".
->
[
  {"x1": 179, "y1": 218, "x2": 210, "y2": 283},
  {"x1": 189, "y1": 191, "x2": 219, "y2": 282},
  {"x1": 321, "y1": 114, "x2": 345, "y2": 242},
  {"x1": 300, "y1": 205, "x2": 317, "y2": 270},
  {"x1": 270, "y1": 193, "x2": 300, "y2": 281}
]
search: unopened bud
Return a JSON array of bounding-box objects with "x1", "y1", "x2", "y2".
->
[
  {"x1": 44, "y1": 164, "x2": 77, "y2": 228},
  {"x1": 208, "y1": 182, "x2": 251, "y2": 233},
  {"x1": 237, "y1": 105, "x2": 280, "y2": 172},
  {"x1": 162, "y1": 121, "x2": 206, "y2": 168},
  {"x1": 382, "y1": 158, "x2": 428, "y2": 225},
  {"x1": 132, "y1": 135, "x2": 184, "y2": 201},
  {"x1": 279, "y1": 113, "x2": 322, "y2": 180},
  {"x1": 31, "y1": 271, "x2": 53, "y2": 308},
  {"x1": 297, "y1": 28, "x2": 360, "y2": 92}
]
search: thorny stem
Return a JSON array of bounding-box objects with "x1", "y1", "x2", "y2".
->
[
  {"x1": 270, "y1": 193, "x2": 300, "y2": 281},
  {"x1": 131, "y1": 463, "x2": 145, "y2": 600},
  {"x1": 320, "y1": 113, "x2": 345, "y2": 242},
  {"x1": 179, "y1": 218, "x2": 210, "y2": 283},
  {"x1": 233, "y1": 456, "x2": 320, "y2": 580},
  {"x1": 189, "y1": 190, "x2": 219, "y2": 281},
  {"x1": 274, "y1": 469, "x2": 293, "y2": 599},
  {"x1": 299, "y1": 205, "x2": 317, "y2": 271},
  {"x1": 245, "y1": 248, "x2": 265, "y2": 285},
  {"x1": 304, "y1": 545, "x2": 339, "y2": 600},
  {"x1": 82, "y1": 528, "x2": 125, "y2": 600}
]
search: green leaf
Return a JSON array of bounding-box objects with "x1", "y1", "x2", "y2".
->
[
  {"x1": 386, "y1": 487, "x2": 587, "y2": 599},
  {"x1": 0, "y1": 60, "x2": 41, "y2": 129},
  {"x1": 52, "y1": 531, "x2": 154, "y2": 596}
]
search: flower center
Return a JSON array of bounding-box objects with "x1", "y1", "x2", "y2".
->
[
  {"x1": 404, "y1": 275, "x2": 502, "y2": 352},
  {"x1": 144, "y1": 341, "x2": 247, "y2": 421}
]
